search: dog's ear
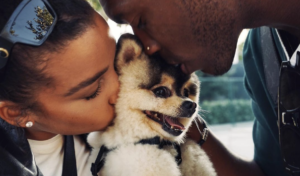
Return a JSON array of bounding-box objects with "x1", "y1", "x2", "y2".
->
[{"x1": 115, "y1": 34, "x2": 143, "y2": 74}]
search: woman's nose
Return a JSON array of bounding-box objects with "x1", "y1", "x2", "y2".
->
[
  {"x1": 109, "y1": 76, "x2": 120, "y2": 105},
  {"x1": 133, "y1": 28, "x2": 161, "y2": 55}
]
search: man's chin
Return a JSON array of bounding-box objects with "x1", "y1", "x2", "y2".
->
[
  {"x1": 180, "y1": 63, "x2": 203, "y2": 75},
  {"x1": 204, "y1": 65, "x2": 232, "y2": 76},
  {"x1": 181, "y1": 63, "x2": 230, "y2": 76}
]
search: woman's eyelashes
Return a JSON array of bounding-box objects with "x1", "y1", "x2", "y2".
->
[{"x1": 85, "y1": 78, "x2": 104, "y2": 100}]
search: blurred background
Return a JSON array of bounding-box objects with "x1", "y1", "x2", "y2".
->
[{"x1": 88, "y1": 0, "x2": 254, "y2": 160}]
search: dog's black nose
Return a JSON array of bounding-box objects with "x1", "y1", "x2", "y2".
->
[
  {"x1": 179, "y1": 101, "x2": 197, "y2": 117},
  {"x1": 182, "y1": 101, "x2": 196, "y2": 110}
]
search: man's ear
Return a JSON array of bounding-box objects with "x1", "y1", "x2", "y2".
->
[{"x1": 0, "y1": 101, "x2": 31, "y2": 127}]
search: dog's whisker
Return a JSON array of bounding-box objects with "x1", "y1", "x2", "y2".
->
[{"x1": 194, "y1": 116, "x2": 202, "y2": 134}]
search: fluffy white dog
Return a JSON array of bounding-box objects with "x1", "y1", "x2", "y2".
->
[{"x1": 87, "y1": 34, "x2": 216, "y2": 176}]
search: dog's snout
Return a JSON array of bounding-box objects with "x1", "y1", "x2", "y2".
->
[
  {"x1": 182, "y1": 101, "x2": 196, "y2": 111},
  {"x1": 179, "y1": 101, "x2": 197, "y2": 117}
]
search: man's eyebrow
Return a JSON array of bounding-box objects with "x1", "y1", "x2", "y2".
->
[{"x1": 64, "y1": 66, "x2": 109, "y2": 97}]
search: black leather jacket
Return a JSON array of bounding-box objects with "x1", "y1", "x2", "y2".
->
[
  {"x1": 0, "y1": 119, "x2": 91, "y2": 176},
  {"x1": 0, "y1": 119, "x2": 43, "y2": 176}
]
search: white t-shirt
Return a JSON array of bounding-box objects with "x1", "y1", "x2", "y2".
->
[{"x1": 28, "y1": 135, "x2": 92, "y2": 176}]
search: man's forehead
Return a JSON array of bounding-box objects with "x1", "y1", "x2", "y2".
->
[
  {"x1": 100, "y1": 0, "x2": 137, "y2": 8},
  {"x1": 100, "y1": 0, "x2": 140, "y2": 23}
]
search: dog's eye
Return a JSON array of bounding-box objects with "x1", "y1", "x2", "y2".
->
[
  {"x1": 184, "y1": 88, "x2": 189, "y2": 97},
  {"x1": 153, "y1": 87, "x2": 171, "y2": 98}
]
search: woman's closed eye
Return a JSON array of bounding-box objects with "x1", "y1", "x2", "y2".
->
[{"x1": 85, "y1": 78, "x2": 104, "y2": 100}]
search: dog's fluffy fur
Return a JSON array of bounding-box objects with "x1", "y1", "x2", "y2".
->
[{"x1": 87, "y1": 34, "x2": 216, "y2": 176}]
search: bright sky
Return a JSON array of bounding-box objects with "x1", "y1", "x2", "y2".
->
[
  {"x1": 108, "y1": 19, "x2": 133, "y2": 41},
  {"x1": 233, "y1": 29, "x2": 249, "y2": 64}
]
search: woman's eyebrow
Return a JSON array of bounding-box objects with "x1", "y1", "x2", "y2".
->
[{"x1": 64, "y1": 66, "x2": 109, "y2": 97}]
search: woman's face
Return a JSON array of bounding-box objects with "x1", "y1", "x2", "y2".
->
[{"x1": 26, "y1": 13, "x2": 119, "y2": 140}]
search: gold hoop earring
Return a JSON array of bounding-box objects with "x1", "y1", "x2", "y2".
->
[{"x1": 0, "y1": 48, "x2": 9, "y2": 58}]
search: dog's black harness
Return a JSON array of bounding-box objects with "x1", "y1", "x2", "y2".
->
[
  {"x1": 138, "y1": 136, "x2": 182, "y2": 165},
  {"x1": 90, "y1": 136, "x2": 182, "y2": 176},
  {"x1": 91, "y1": 145, "x2": 113, "y2": 176}
]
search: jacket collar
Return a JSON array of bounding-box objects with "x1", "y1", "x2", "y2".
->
[{"x1": 0, "y1": 119, "x2": 42, "y2": 176}]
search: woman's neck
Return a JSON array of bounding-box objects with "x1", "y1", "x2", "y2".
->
[{"x1": 26, "y1": 128, "x2": 57, "y2": 141}]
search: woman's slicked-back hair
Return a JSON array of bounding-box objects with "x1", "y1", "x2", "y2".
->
[{"x1": 0, "y1": 0, "x2": 96, "y2": 113}]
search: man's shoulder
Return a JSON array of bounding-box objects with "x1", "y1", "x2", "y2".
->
[
  {"x1": 244, "y1": 27, "x2": 286, "y2": 62},
  {"x1": 242, "y1": 27, "x2": 288, "y2": 176}
]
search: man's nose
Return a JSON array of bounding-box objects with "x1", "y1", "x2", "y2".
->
[{"x1": 133, "y1": 28, "x2": 161, "y2": 55}]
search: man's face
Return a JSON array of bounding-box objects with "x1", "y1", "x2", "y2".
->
[{"x1": 100, "y1": 0, "x2": 241, "y2": 75}]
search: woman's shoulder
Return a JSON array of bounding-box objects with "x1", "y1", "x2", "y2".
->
[{"x1": 0, "y1": 119, "x2": 42, "y2": 176}]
